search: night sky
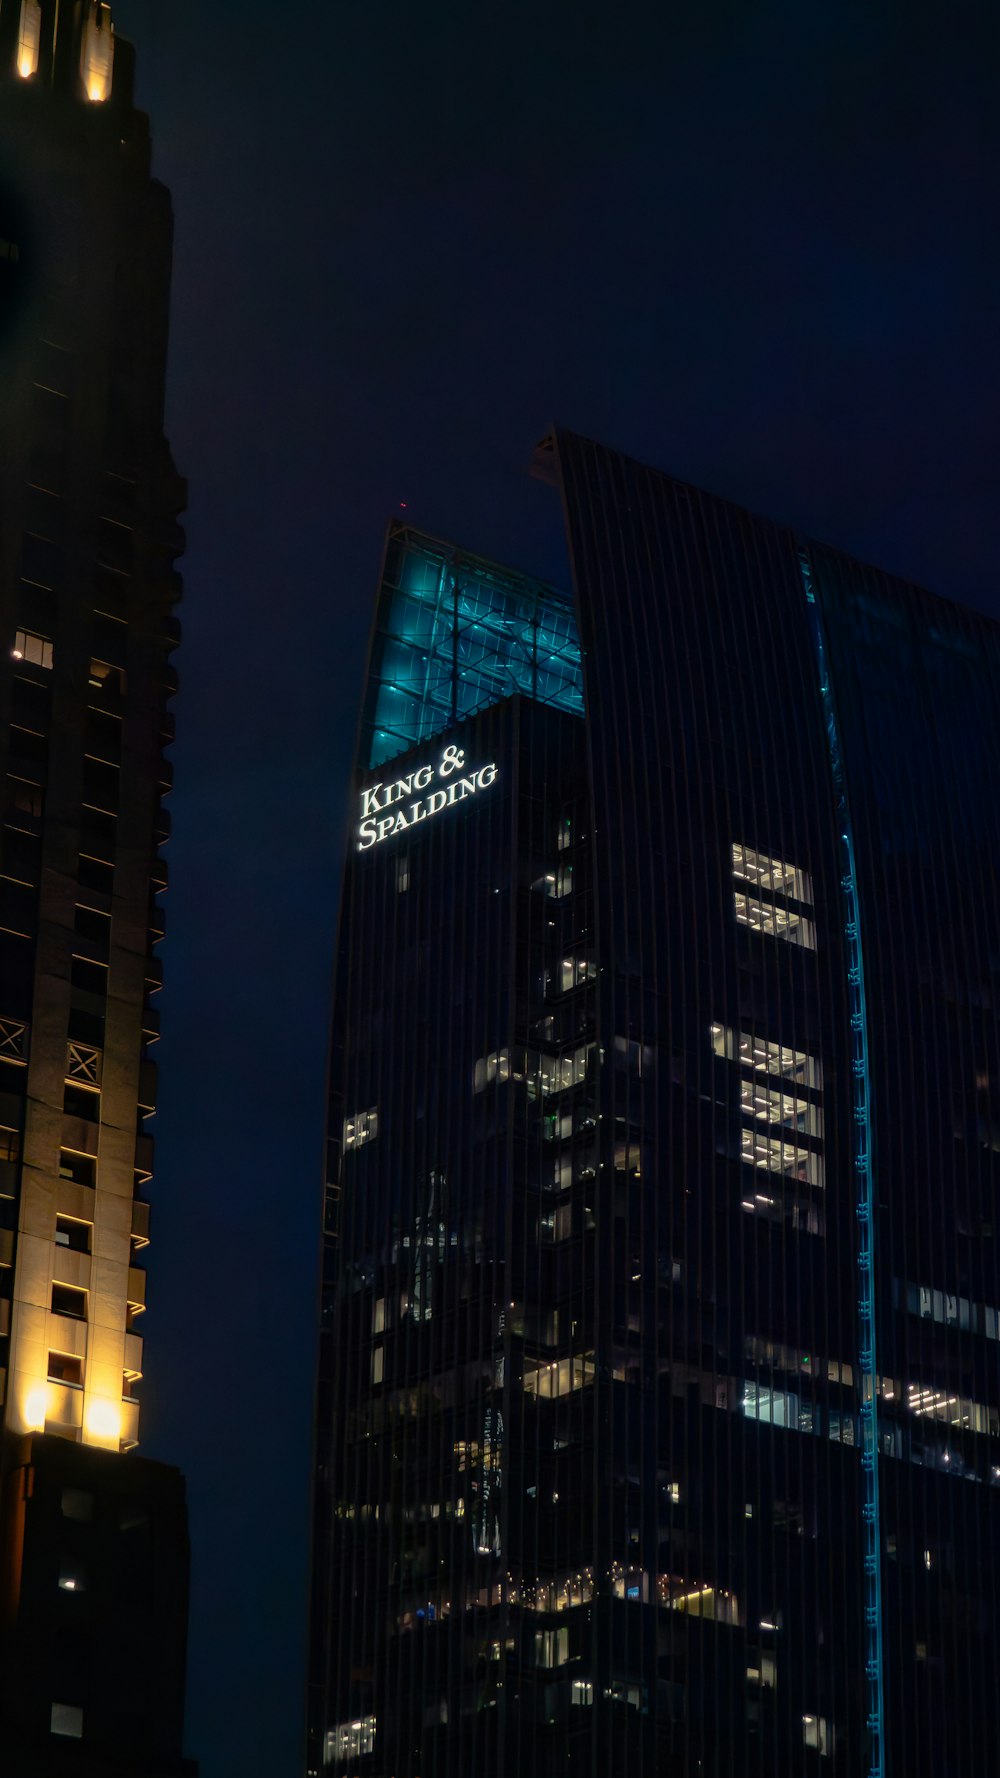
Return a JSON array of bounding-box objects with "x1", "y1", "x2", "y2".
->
[{"x1": 109, "y1": 3, "x2": 999, "y2": 1772}]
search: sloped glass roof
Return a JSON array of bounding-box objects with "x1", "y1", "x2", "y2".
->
[{"x1": 363, "y1": 525, "x2": 583, "y2": 769}]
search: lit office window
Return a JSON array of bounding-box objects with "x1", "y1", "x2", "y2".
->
[
  {"x1": 746, "y1": 1653, "x2": 777, "y2": 1688},
  {"x1": 533, "y1": 863, "x2": 573, "y2": 898},
  {"x1": 745, "y1": 1335, "x2": 852, "y2": 1389},
  {"x1": 534, "y1": 1044, "x2": 593, "y2": 1097},
  {"x1": 732, "y1": 842, "x2": 811, "y2": 901},
  {"x1": 50, "y1": 1703, "x2": 83, "y2": 1738},
  {"x1": 657, "y1": 1576, "x2": 740, "y2": 1623},
  {"x1": 539, "y1": 1202, "x2": 572, "y2": 1244},
  {"x1": 905, "y1": 1382, "x2": 997, "y2": 1435},
  {"x1": 732, "y1": 842, "x2": 815, "y2": 948},
  {"x1": 714, "y1": 1025, "x2": 825, "y2": 1211},
  {"x1": 901, "y1": 1277, "x2": 1000, "y2": 1340},
  {"x1": 88, "y1": 658, "x2": 126, "y2": 695},
  {"x1": 12, "y1": 628, "x2": 52, "y2": 669},
  {"x1": 535, "y1": 1626, "x2": 569, "y2": 1666},
  {"x1": 712, "y1": 1025, "x2": 820, "y2": 1092},
  {"x1": 734, "y1": 889, "x2": 816, "y2": 946},
  {"x1": 552, "y1": 1151, "x2": 573, "y2": 1190},
  {"x1": 550, "y1": 955, "x2": 597, "y2": 994},
  {"x1": 603, "y1": 1681, "x2": 642, "y2": 1708},
  {"x1": 739, "y1": 1076, "x2": 822, "y2": 1138},
  {"x1": 473, "y1": 1050, "x2": 511, "y2": 1092},
  {"x1": 523, "y1": 1353, "x2": 596, "y2": 1398},
  {"x1": 803, "y1": 1714, "x2": 833, "y2": 1754},
  {"x1": 570, "y1": 1679, "x2": 593, "y2": 1705},
  {"x1": 511, "y1": 1570, "x2": 596, "y2": 1613},
  {"x1": 343, "y1": 1107, "x2": 378, "y2": 1150},
  {"x1": 543, "y1": 1110, "x2": 574, "y2": 1144},
  {"x1": 827, "y1": 1412, "x2": 856, "y2": 1446},
  {"x1": 610, "y1": 1567, "x2": 648, "y2": 1601},
  {"x1": 740, "y1": 1127, "x2": 824, "y2": 1186},
  {"x1": 742, "y1": 1382, "x2": 814, "y2": 1433},
  {"x1": 324, "y1": 1716, "x2": 376, "y2": 1762}
]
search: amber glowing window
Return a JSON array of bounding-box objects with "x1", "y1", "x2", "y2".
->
[
  {"x1": 12, "y1": 628, "x2": 52, "y2": 670},
  {"x1": 657, "y1": 1576, "x2": 741, "y2": 1623},
  {"x1": 88, "y1": 658, "x2": 126, "y2": 696}
]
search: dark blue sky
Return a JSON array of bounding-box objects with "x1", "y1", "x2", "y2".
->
[{"x1": 112, "y1": 3, "x2": 999, "y2": 1772}]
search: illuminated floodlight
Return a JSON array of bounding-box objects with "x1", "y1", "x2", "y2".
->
[
  {"x1": 24, "y1": 1384, "x2": 48, "y2": 1430},
  {"x1": 85, "y1": 1397, "x2": 121, "y2": 1442}
]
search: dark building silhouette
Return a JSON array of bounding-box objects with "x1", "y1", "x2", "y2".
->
[
  {"x1": 308, "y1": 430, "x2": 1000, "y2": 1777},
  {"x1": 0, "y1": 4, "x2": 193, "y2": 1771}
]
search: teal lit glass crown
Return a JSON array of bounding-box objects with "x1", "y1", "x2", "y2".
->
[{"x1": 363, "y1": 525, "x2": 584, "y2": 769}]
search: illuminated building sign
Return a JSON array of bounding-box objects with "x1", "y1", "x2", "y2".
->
[{"x1": 356, "y1": 744, "x2": 498, "y2": 851}]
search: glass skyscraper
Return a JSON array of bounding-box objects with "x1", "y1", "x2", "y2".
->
[{"x1": 308, "y1": 431, "x2": 1000, "y2": 1777}]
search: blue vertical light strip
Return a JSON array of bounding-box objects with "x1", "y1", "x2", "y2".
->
[{"x1": 800, "y1": 547, "x2": 885, "y2": 1778}]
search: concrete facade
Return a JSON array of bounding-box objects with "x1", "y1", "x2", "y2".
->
[{"x1": 0, "y1": 4, "x2": 193, "y2": 1768}]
